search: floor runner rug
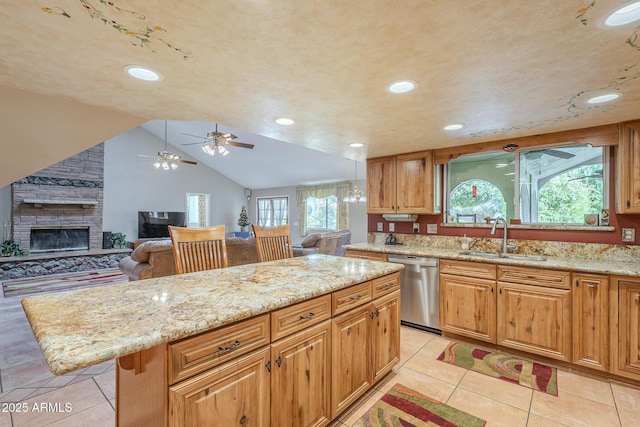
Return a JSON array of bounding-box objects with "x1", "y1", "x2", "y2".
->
[
  {"x1": 437, "y1": 342, "x2": 558, "y2": 396},
  {"x1": 354, "y1": 383, "x2": 486, "y2": 427},
  {"x1": 2, "y1": 268, "x2": 128, "y2": 297}
]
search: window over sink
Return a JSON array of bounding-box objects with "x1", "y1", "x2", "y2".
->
[{"x1": 444, "y1": 144, "x2": 609, "y2": 226}]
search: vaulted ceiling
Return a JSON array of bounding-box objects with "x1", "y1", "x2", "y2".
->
[{"x1": 1, "y1": 1, "x2": 639, "y2": 187}]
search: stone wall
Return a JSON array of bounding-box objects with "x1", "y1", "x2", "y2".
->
[{"x1": 11, "y1": 144, "x2": 104, "y2": 253}]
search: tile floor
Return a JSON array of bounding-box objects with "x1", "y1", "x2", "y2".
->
[{"x1": 1, "y1": 285, "x2": 639, "y2": 426}]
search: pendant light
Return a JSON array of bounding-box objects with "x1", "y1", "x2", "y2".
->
[{"x1": 343, "y1": 160, "x2": 367, "y2": 203}]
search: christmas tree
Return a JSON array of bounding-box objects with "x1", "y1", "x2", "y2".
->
[{"x1": 237, "y1": 205, "x2": 250, "y2": 230}]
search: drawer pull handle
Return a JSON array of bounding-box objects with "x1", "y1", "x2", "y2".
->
[
  {"x1": 299, "y1": 312, "x2": 315, "y2": 320},
  {"x1": 351, "y1": 295, "x2": 363, "y2": 301},
  {"x1": 218, "y1": 340, "x2": 241, "y2": 352},
  {"x1": 370, "y1": 309, "x2": 379, "y2": 319},
  {"x1": 386, "y1": 282, "x2": 395, "y2": 288}
]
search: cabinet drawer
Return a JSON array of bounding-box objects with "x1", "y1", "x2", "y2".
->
[
  {"x1": 271, "y1": 294, "x2": 332, "y2": 341},
  {"x1": 440, "y1": 259, "x2": 496, "y2": 280},
  {"x1": 372, "y1": 272, "x2": 400, "y2": 298},
  {"x1": 168, "y1": 314, "x2": 270, "y2": 384},
  {"x1": 332, "y1": 281, "x2": 372, "y2": 315},
  {"x1": 346, "y1": 249, "x2": 388, "y2": 262},
  {"x1": 498, "y1": 265, "x2": 570, "y2": 289}
]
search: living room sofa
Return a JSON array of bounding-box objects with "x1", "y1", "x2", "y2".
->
[
  {"x1": 292, "y1": 230, "x2": 351, "y2": 257},
  {"x1": 118, "y1": 237, "x2": 259, "y2": 281}
]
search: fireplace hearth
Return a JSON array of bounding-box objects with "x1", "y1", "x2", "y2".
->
[{"x1": 30, "y1": 227, "x2": 90, "y2": 253}]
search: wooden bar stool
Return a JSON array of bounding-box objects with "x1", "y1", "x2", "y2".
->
[
  {"x1": 252, "y1": 224, "x2": 294, "y2": 262},
  {"x1": 168, "y1": 225, "x2": 228, "y2": 274}
]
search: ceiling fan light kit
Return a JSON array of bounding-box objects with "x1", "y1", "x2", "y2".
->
[{"x1": 182, "y1": 123, "x2": 254, "y2": 157}]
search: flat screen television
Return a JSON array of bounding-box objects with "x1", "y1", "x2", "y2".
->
[{"x1": 138, "y1": 211, "x2": 187, "y2": 239}]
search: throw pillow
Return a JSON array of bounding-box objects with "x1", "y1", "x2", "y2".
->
[{"x1": 300, "y1": 233, "x2": 322, "y2": 247}]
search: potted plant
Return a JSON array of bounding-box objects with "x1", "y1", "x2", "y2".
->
[
  {"x1": 111, "y1": 232, "x2": 128, "y2": 249},
  {"x1": 237, "y1": 205, "x2": 250, "y2": 232}
]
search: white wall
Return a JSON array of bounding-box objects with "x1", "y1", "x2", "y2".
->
[
  {"x1": 248, "y1": 179, "x2": 368, "y2": 245},
  {"x1": 103, "y1": 127, "x2": 247, "y2": 242}
]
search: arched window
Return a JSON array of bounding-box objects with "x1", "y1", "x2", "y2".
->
[{"x1": 449, "y1": 179, "x2": 506, "y2": 223}]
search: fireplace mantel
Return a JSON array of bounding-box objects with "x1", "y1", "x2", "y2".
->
[{"x1": 22, "y1": 199, "x2": 98, "y2": 208}]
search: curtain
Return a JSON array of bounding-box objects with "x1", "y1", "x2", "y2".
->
[
  {"x1": 257, "y1": 197, "x2": 288, "y2": 226},
  {"x1": 296, "y1": 182, "x2": 351, "y2": 236}
]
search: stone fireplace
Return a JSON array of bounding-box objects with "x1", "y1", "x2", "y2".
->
[{"x1": 11, "y1": 144, "x2": 105, "y2": 253}]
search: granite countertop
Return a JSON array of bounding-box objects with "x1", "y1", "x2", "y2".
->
[
  {"x1": 344, "y1": 243, "x2": 640, "y2": 277},
  {"x1": 22, "y1": 254, "x2": 402, "y2": 375}
]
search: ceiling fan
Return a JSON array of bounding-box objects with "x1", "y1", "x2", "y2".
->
[
  {"x1": 138, "y1": 121, "x2": 197, "y2": 170},
  {"x1": 181, "y1": 123, "x2": 254, "y2": 156},
  {"x1": 568, "y1": 168, "x2": 603, "y2": 181}
]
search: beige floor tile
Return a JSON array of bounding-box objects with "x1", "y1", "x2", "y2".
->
[
  {"x1": 458, "y1": 370, "x2": 533, "y2": 410},
  {"x1": 46, "y1": 400, "x2": 114, "y2": 427},
  {"x1": 93, "y1": 370, "x2": 115, "y2": 400},
  {"x1": 618, "y1": 407, "x2": 640, "y2": 427},
  {"x1": 403, "y1": 346, "x2": 467, "y2": 385},
  {"x1": 0, "y1": 410, "x2": 12, "y2": 427},
  {"x1": 422, "y1": 335, "x2": 453, "y2": 354},
  {"x1": 531, "y1": 389, "x2": 621, "y2": 427},
  {"x1": 11, "y1": 378, "x2": 108, "y2": 427},
  {"x1": 400, "y1": 326, "x2": 436, "y2": 347},
  {"x1": 611, "y1": 381, "x2": 640, "y2": 413},
  {"x1": 556, "y1": 369, "x2": 615, "y2": 406},
  {"x1": 1, "y1": 358, "x2": 54, "y2": 391},
  {"x1": 337, "y1": 387, "x2": 383, "y2": 426},
  {"x1": 447, "y1": 387, "x2": 529, "y2": 427},
  {"x1": 526, "y1": 413, "x2": 570, "y2": 426},
  {"x1": 375, "y1": 366, "x2": 456, "y2": 402}
]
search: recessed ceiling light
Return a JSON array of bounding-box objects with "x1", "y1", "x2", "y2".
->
[
  {"x1": 387, "y1": 80, "x2": 417, "y2": 94},
  {"x1": 587, "y1": 93, "x2": 620, "y2": 104},
  {"x1": 495, "y1": 163, "x2": 509, "y2": 168},
  {"x1": 274, "y1": 117, "x2": 295, "y2": 125},
  {"x1": 605, "y1": 2, "x2": 640, "y2": 27},
  {"x1": 444, "y1": 123, "x2": 464, "y2": 131},
  {"x1": 349, "y1": 142, "x2": 364, "y2": 148},
  {"x1": 124, "y1": 65, "x2": 162, "y2": 81}
]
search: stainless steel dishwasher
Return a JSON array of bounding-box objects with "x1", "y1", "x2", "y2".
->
[{"x1": 388, "y1": 254, "x2": 440, "y2": 333}]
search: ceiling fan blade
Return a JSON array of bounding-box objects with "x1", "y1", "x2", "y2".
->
[
  {"x1": 181, "y1": 141, "x2": 206, "y2": 146},
  {"x1": 543, "y1": 149, "x2": 575, "y2": 159},
  {"x1": 181, "y1": 133, "x2": 208, "y2": 139},
  {"x1": 227, "y1": 141, "x2": 255, "y2": 149},
  {"x1": 137, "y1": 154, "x2": 156, "y2": 159},
  {"x1": 176, "y1": 159, "x2": 198, "y2": 165}
]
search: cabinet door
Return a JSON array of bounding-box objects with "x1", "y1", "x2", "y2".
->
[
  {"x1": 366, "y1": 156, "x2": 396, "y2": 213},
  {"x1": 331, "y1": 305, "x2": 371, "y2": 418},
  {"x1": 169, "y1": 348, "x2": 270, "y2": 427},
  {"x1": 370, "y1": 290, "x2": 400, "y2": 383},
  {"x1": 440, "y1": 274, "x2": 497, "y2": 343},
  {"x1": 396, "y1": 151, "x2": 436, "y2": 214},
  {"x1": 618, "y1": 279, "x2": 640, "y2": 379},
  {"x1": 617, "y1": 121, "x2": 640, "y2": 213},
  {"x1": 271, "y1": 321, "x2": 331, "y2": 427},
  {"x1": 498, "y1": 283, "x2": 571, "y2": 362},
  {"x1": 572, "y1": 274, "x2": 609, "y2": 371}
]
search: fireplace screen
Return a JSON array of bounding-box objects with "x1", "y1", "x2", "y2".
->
[{"x1": 30, "y1": 227, "x2": 90, "y2": 253}]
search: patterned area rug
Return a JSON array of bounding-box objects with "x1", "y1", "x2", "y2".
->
[
  {"x1": 354, "y1": 383, "x2": 486, "y2": 427},
  {"x1": 2, "y1": 268, "x2": 128, "y2": 297},
  {"x1": 437, "y1": 342, "x2": 558, "y2": 396}
]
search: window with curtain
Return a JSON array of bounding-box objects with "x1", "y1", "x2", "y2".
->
[
  {"x1": 186, "y1": 193, "x2": 210, "y2": 227},
  {"x1": 296, "y1": 182, "x2": 350, "y2": 236},
  {"x1": 257, "y1": 196, "x2": 288, "y2": 226}
]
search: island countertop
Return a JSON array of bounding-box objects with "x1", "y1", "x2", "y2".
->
[{"x1": 22, "y1": 254, "x2": 402, "y2": 375}]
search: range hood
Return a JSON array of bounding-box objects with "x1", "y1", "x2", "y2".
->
[{"x1": 382, "y1": 214, "x2": 418, "y2": 222}]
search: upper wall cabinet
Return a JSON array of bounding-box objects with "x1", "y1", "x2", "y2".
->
[
  {"x1": 617, "y1": 121, "x2": 640, "y2": 214},
  {"x1": 367, "y1": 151, "x2": 441, "y2": 214}
]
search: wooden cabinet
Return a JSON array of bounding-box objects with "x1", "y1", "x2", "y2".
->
[
  {"x1": 345, "y1": 249, "x2": 388, "y2": 262},
  {"x1": 497, "y1": 266, "x2": 572, "y2": 362},
  {"x1": 616, "y1": 121, "x2": 640, "y2": 213},
  {"x1": 169, "y1": 348, "x2": 271, "y2": 427},
  {"x1": 616, "y1": 277, "x2": 640, "y2": 380},
  {"x1": 271, "y1": 321, "x2": 331, "y2": 427},
  {"x1": 370, "y1": 290, "x2": 401, "y2": 383},
  {"x1": 440, "y1": 260, "x2": 497, "y2": 343},
  {"x1": 367, "y1": 151, "x2": 440, "y2": 214},
  {"x1": 572, "y1": 273, "x2": 609, "y2": 371}
]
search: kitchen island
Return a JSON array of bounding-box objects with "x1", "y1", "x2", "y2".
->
[{"x1": 22, "y1": 254, "x2": 403, "y2": 426}]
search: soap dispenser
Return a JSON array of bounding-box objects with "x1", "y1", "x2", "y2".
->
[{"x1": 461, "y1": 234, "x2": 470, "y2": 250}]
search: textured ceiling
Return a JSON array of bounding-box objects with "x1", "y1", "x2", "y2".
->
[{"x1": 1, "y1": 0, "x2": 639, "y2": 186}]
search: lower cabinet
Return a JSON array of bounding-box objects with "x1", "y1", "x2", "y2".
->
[
  {"x1": 271, "y1": 321, "x2": 331, "y2": 427},
  {"x1": 616, "y1": 277, "x2": 640, "y2": 380},
  {"x1": 169, "y1": 348, "x2": 271, "y2": 426},
  {"x1": 331, "y1": 290, "x2": 400, "y2": 419},
  {"x1": 572, "y1": 273, "x2": 609, "y2": 371}
]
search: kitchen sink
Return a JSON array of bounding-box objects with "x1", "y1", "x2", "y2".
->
[{"x1": 460, "y1": 251, "x2": 547, "y2": 262}]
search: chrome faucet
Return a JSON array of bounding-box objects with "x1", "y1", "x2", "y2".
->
[{"x1": 490, "y1": 217, "x2": 517, "y2": 254}]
